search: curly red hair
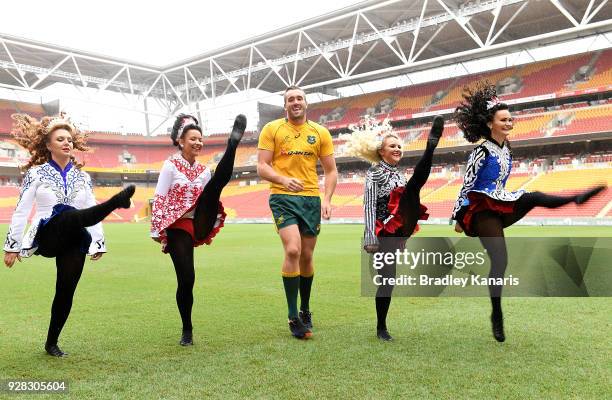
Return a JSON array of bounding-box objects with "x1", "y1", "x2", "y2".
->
[{"x1": 11, "y1": 114, "x2": 89, "y2": 171}]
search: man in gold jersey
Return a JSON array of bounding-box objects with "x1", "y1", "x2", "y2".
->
[{"x1": 257, "y1": 86, "x2": 337, "y2": 339}]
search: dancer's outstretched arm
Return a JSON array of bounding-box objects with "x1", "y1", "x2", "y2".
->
[
  {"x1": 4, "y1": 168, "x2": 38, "y2": 267},
  {"x1": 451, "y1": 146, "x2": 487, "y2": 232},
  {"x1": 150, "y1": 160, "x2": 174, "y2": 242},
  {"x1": 363, "y1": 167, "x2": 380, "y2": 252}
]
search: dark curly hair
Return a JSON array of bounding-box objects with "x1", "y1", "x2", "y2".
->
[
  {"x1": 453, "y1": 81, "x2": 509, "y2": 143},
  {"x1": 170, "y1": 113, "x2": 202, "y2": 147},
  {"x1": 11, "y1": 114, "x2": 88, "y2": 171}
]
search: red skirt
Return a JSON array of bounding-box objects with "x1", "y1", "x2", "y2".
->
[
  {"x1": 375, "y1": 186, "x2": 429, "y2": 237},
  {"x1": 460, "y1": 192, "x2": 515, "y2": 236},
  {"x1": 162, "y1": 202, "x2": 226, "y2": 253}
]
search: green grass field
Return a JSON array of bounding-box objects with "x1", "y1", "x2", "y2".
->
[{"x1": 1, "y1": 223, "x2": 611, "y2": 399}]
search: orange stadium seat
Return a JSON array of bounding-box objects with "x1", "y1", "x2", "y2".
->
[
  {"x1": 299, "y1": 51, "x2": 611, "y2": 130},
  {"x1": 573, "y1": 48, "x2": 612, "y2": 91},
  {"x1": 552, "y1": 105, "x2": 612, "y2": 137},
  {"x1": 504, "y1": 54, "x2": 592, "y2": 100}
]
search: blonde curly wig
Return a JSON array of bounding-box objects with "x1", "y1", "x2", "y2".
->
[
  {"x1": 11, "y1": 114, "x2": 88, "y2": 171},
  {"x1": 339, "y1": 116, "x2": 400, "y2": 164}
]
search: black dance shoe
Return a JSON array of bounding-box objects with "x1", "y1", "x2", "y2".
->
[
  {"x1": 113, "y1": 185, "x2": 136, "y2": 208},
  {"x1": 229, "y1": 114, "x2": 247, "y2": 146},
  {"x1": 376, "y1": 328, "x2": 393, "y2": 341},
  {"x1": 427, "y1": 115, "x2": 444, "y2": 147},
  {"x1": 299, "y1": 310, "x2": 313, "y2": 329},
  {"x1": 179, "y1": 330, "x2": 194, "y2": 346},
  {"x1": 575, "y1": 185, "x2": 606, "y2": 205},
  {"x1": 491, "y1": 314, "x2": 505, "y2": 343},
  {"x1": 45, "y1": 343, "x2": 68, "y2": 357}
]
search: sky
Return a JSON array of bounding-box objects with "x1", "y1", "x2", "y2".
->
[{"x1": 2, "y1": 0, "x2": 364, "y2": 66}]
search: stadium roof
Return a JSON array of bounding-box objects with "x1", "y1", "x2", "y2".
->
[{"x1": 1, "y1": 0, "x2": 611, "y2": 108}]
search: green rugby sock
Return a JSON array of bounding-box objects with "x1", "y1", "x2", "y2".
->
[
  {"x1": 282, "y1": 275, "x2": 300, "y2": 319},
  {"x1": 299, "y1": 274, "x2": 314, "y2": 311}
]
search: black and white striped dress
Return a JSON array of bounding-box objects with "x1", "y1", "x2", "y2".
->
[{"x1": 363, "y1": 161, "x2": 406, "y2": 246}]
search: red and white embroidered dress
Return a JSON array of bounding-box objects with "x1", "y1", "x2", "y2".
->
[{"x1": 150, "y1": 153, "x2": 225, "y2": 252}]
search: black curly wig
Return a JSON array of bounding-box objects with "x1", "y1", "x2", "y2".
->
[
  {"x1": 453, "y1": 81, "x2": 509, "y2": 143},
  {"x1": 170, "y1": 113, "x2": 202, "y2": 147}
]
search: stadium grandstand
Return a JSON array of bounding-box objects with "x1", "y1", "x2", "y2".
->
[{"x1": 0, "y1": 0, "x2": 610, "y2": 226}]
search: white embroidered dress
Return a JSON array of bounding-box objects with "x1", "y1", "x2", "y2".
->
[
  {"x1": 150, "y1": 153, "x2": 225, "y2": 252},
  {"x1": 4, "y1": 161, "x2": 106, "y2": 257}
]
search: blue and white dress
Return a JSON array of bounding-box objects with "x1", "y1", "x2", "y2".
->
[
  {"x1": 451, "y1": 139, "x2": 525, "y2": 234},
  {"x1": 3, "y1": 160, "x2": 106, "y2": 257}
]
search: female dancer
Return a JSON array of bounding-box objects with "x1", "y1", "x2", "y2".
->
[
  {"x1": 344, "y1": 116, "x2": 444, "y2": 341},
  {"x1": 150, "y1": 113, "x2": 246, "y2": 346},
  {"x1": 451, "y1": 82, "x2": 605, "y2": 342},
  {"x1": 3, "y1": 114, "x2": 135, "y2": 357}
]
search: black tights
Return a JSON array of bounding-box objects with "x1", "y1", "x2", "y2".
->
[
  {"x1": 193, "y1": 138, "x2": 239, "y2": 240},
  {"x1": 397, "y1": 138, "x2": 437, "y2": 236},
  {"x1": 46, "y1": 247, "x2": 86, "y2": 346},
  {"x1": 375, "y1": 140, "x2": 437, "y2": 330},
  {"x1": 502, "y1": 191, "x2": 579, "y2": 227},
  {"x1": 166, "y1": 229, "x2": 195, "y2": 332},
  {"x1": 41, "y1": 194, "x2": 125, "y2": 346},
  {"x1": 375, "y1": 245, "x2": 397, "y2": 331},
  {"x1": 472, "y1": 191, "x2": 581, "y2": 318},
  {"x1": 166, "y1": 131, "x2": 243, "y2": 331}
]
